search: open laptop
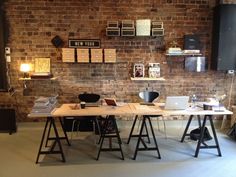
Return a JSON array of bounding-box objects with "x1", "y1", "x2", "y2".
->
[
  {"x1": 104, "y1": 98, "x2": 117, "y2": 106},
  {"x1": 164, "y1": 96, "x2": 189, "y2": 110}
]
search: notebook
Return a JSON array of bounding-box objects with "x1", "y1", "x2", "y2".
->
[{"x1": 164, "y1": 96, "x2": 189, "y2": 110}]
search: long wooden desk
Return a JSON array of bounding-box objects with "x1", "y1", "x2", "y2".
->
[
  {"x1": 29, "y1": 103, "x2": 232, "y2": 163},
  {"x1": 128, "y1": 103, "x2": 232, "y2": 158}
]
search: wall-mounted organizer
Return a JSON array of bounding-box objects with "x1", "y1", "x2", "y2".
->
[
  {"x1": 121, "y1": 20, "x2": 135, "y2": 36},
  {"x1": 106, "y1": 20, "x2": 164, "y2": 37},
  {"x1": 61, "y1": 48, "x2": 116, "y2": 63}
]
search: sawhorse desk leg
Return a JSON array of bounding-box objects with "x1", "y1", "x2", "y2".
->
[
  {"x1": 36, "y1": 117, "x2": 70, "y2": 163},
  {"x1": 180, "y1": 115, "x2": 222, "y2": 157},
  {"x1": 133, "y1": 115, "x2": 161, "y2": 160}
]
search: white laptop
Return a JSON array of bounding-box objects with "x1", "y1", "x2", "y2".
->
[{"x1": 164, "y1": 96, "x2": 189, "y2": 110}]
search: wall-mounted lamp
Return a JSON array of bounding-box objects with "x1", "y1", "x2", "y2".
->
[{"x1": 20, "y1": 63, "x2": 30, "y2": 78}]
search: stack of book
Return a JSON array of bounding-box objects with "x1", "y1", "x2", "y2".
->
[
  {"x1": 31, "y1": 96, "x2": 58, "y2": 114},
  {"x1": 167, "y1": 48, "x2": 183, "y2": 54}
]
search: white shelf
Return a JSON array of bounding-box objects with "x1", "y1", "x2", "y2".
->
[{"x1": 131, "y1": 77, "x2": 165, "y2": 81}]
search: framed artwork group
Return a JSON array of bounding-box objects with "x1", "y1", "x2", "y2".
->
[{"x1": 133, "y1": 63, "x2": 160, "y2": 78}]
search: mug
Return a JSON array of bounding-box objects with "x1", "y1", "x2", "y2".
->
[{"x1": 80, "y1": 102, "x2": 86, "y2": 109}]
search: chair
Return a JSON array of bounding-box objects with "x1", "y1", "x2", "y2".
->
[
  {"x1": 63, "y1": 93, "x2": 101, "y2": 140},
  {"x1": 139, "y1": 91, "x2": 167, "y2": 138}
]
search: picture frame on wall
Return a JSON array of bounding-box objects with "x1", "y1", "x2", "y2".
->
[
  {"x1": 133, "y1": 63, "x2": 145, "y2": 77},
  {"x1": 148, "y1": 63, "x2": 160, "y2": 78}
]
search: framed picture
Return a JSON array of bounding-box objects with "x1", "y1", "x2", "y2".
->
[
  {"x1": 148, "y1": 63, "x2": 160, "y2": 78},
  {"x1": 34, "y1": 58, "x2": 50, "y2": 73},
  {"x1": 133, "y1": 63, "x2": 144, "y2": 77}
]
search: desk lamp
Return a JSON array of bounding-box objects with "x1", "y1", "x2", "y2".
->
[{"x1": 20, "y1": 63, "x2": 30, "y2": 78}]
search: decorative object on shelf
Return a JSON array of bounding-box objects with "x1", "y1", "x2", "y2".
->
[
  {"x1": 62, "y1": 48, "x2": 75, "y2": 62},
  {"x1": 104, "y1": 49, "x2": 116, "y2": 63},
  {"x1": 77, "y1": 49, "x2": 89, "y2": 63},
  {"x1": 91, "y1": 49, "x2": 103, "y2": 63},
  {"x1": 34, "y1": 58, "x2": 50, "y2": 73},
  {"x1": 20, "y1": 63, "x2": 30, "y2": 78},
  {"x1": 106, "y1": 28, "x2": 120, "y2": 36},
  {"x1": 31, "y1": 58, "x2": 53, "y2": 79},
  {"x1": 131, "y1": 77, "x2": 165, "y2": 81},
  {"x1": 122, "y1": 20, "x2": 134, "y2": 28},
  {"x1": 136, "y1": 19, "x2": 151, "y2": 36},
  {"x1": 51, "y1": 35, "x2": 64, "y2": 48},
  {"x1": 185, "y1": 57, "x2": 206, "y2": 72},
  {"x1": 167, "y1": 40, "x2": 182, "y2": 54},
  {"x1": 133, "y1": 63, "x2": 144, "y2": 78},
  {"x1": 184, "y1": 35, "x2": 200, "y2": 50},
  {"x1": 148, "y1": 63, "x2": 160, "y2": 78},
  {"x1": 152, "y1": 21, "x2": 164, "y2": 36},
  {"x1": 121, "y1": 20, "x2": 135, "y2": 36},
  {"x1": 107, "y1": 21, "x2": 119, "y2": 28},
  {"x1": 68, "y1": 39, "x2": 101, "y2": 48},
  {"x1": 106, "y1": 21, "x2": 120, "y2": 36},
  {"x1": 167, "y1": 47, "x2": 182, "y2": 54}
]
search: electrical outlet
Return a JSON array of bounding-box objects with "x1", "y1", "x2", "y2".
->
[{"x1": 6, "y1": 55, "x2": 11, "y2": 62}]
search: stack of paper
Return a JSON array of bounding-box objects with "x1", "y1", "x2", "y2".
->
[{"x1": 31, "y1": 96, "x2": 58, "y2": 114}]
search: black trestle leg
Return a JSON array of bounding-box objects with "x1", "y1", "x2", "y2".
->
[
  {"x1": 45, "y1": 120, "x2": 52, "y2": 147},
  {"x1": 36, "y1": 117, "x2": 50, "y2": 164},
  {"x1": 209, "y1": 115, "x2": 222, "y2": 156},
  {"x1": 181, "y1": 115, "x2": 194, "y2": 142},
  {"x1": 59, "y1": 117, "x2": 71, "y2": 146},
  {"x1": 127, "y1": 115, "x2": 138, "y2": 144},
  {"x1": 194, "y1": 115, "x2": 207, "y2": 158},
  {"x1": 133, "y1": 116, "x2": 146, "y2": 160},
  {"x1": 51, "y1": 118, "x2": 66, "y2": 162},
  {"x1": 146, "y1": 116, "x2": 161, "y2": 159}
]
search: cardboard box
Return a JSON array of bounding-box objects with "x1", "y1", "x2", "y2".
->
[
  {"x1": 104, "y1": 49, "x2": 116, "y2": 63},
  {"x1": 62, "y1": 48, "x2": 75, "y2": 62},
  {"x1": 91, "y1": 49, "x2": 103, "y2": 63},
  {"x1": 77, "y1": 49, "x2": 89, "y2": 63}
]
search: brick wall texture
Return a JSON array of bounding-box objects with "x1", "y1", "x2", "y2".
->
[{"x1": 0, "y1": 0, "x2": 235, "y2": 121}]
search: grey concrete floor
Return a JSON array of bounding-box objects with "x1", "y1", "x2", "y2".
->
[{"x1": 0, "y1": 120, "x2": 236, "y2": 177}]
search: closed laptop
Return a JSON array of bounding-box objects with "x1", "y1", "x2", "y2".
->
[{"x1": 164, "y1": 96, "x2": 189, "y2": 110}]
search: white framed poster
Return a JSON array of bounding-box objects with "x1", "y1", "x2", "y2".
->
[
  {"x1": 148, "y1": 63, "x2": 160, "y2": 78},
  {"x1": 133, "y1": 63, "x2": 145, "y2": 77}
]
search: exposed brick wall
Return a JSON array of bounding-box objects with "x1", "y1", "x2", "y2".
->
[{"x1": 0, "y1": 0, "x2": 235, "y2": 121}]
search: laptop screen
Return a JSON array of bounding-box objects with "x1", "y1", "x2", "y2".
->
[
  {"x1": 104, "y1": 98, "x2": 117, "y2": 106},
  {"x1": 164, "y1": 96, "x2": 189, "y2": 110}
]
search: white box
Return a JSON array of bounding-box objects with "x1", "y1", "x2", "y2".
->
[{"x1": 136, "y1": 19, "x2": 151, "y2": 36}]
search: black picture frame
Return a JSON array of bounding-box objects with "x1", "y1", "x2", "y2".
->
[{"x1": 68, "y1": 39, "x2": 101, "y2": 48}]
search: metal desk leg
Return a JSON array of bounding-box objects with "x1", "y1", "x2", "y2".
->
[
  {"x1": 147, "y1": 116, "x2": 161, "y2": 159},
  {"x1": 127, "y1": 115, "x2": 151, "y2": 144},
  {"x1": 133, "y1": 116, "x2": 146, "y2": 160},
  {"x1": 45, "y1": 120, "x2": 52, "y2": 147},
  {"x1": 181, "y1": 115, "x2": 194, "y2": 142},
  {"x1": 51, "y1": 118, "x2": 66, "y2": 162},
  {"x1": 59, "y1": 117, "x2": 71, "y2": 146},
  {"x1": 209, "y1": 116, "x2": 222, "y2": 156},
  {"x1": 36, "y1": 117, "x2": 66, "y2": 163},
  {"x1": 194, "y1": 115, "x2": 222, "y2": 157},
  {"x1": 36, "y1": 117, "x2": 50, "y2": 164},
  {"x1": 127, "y1": 115, "x2": 138, "y2": 144},
  {"x1": 133, "y1": 115, "x2": 161, "y2": 160},
  {"x1": 194, "y1": 115, "x2": 207, "y2": 157}
]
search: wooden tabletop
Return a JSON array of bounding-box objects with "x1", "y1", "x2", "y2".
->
[{"x1": 28, "y1": 102, "x2": 233, "y2": 118}]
